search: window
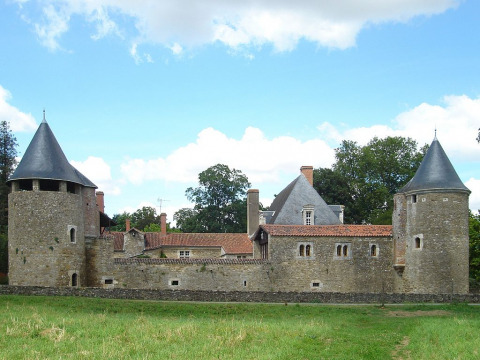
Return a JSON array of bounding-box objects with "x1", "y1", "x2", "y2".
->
[
  {"x1": 179, "y1": 250, "x2": 190, "y2": 258},
  {"x1": 335, "y1": 243, "x2": 351, "y2": 259},
  {"x1": 302, "y1": 205, "x2": 315, "y2": 225},
  {"x1": 412, "y1": 194, "x2": 417, "y2": 203},
  {"x1": 170, "y1": 280, "x2": 179, "y2": 286},
  {"x1": 104, "y1": 279, "x2": 113, "y2": 285},
  {"x1": 39, "y1": 179, "x2": 60, "y2": 191},
  {"x1": 415, "y1": 237, "x2": 422, "y2": 249},
  {"x1": 311, "y1": 280, "x2": 322, "y2": 289},
  {"x1": 297, "y1": 242, "x2": 313, "y2": 258},
  {"x1": 305, "y1": 211, "x2": 312, "y2": 225},
  {"x1": 68, "y1": 225, "x2": 77, "y2": 243},
  {"x1": 261, "y1": 243, "x2": 268, "y2": 259},
  {"x1": 370, "y1": 244, "x2": 378, "y2": 257},
  {"x1": 312, "y1": 282, "x2": 320, "y2": 287},
  {"x1": 71, "y1": 273, "x2": 78, "y2": 287},
  {"x1": 243, "y1": 280, "x2": 247, "y2": 287}
]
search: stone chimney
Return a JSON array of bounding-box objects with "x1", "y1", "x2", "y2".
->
[
  {"x1": 126, "y1": 219, "x2": 131, "y2": 232},
  {"x1": 247, "y1": 189, "x2": 260, "y2": 238},
  {"x1": 160, "y1": 213, "x2": 167, "y2": 235},
  {"x1": 96, "y1": 191, "x2": 105, "y2": 213},
  {"x1": 300, "y1": 166, "x2": 313, "y2": 186}
]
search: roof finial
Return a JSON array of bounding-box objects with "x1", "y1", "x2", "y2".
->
[
  {"x1": 434, "y1": 126, "x2": 437, "y2": 140},
  {"x1": 42, "y1": 109, "x2": 46, "y2": 123}
]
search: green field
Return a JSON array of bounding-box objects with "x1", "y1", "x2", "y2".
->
[{"x1": 0, "y1": 296, "x2": 479, "y2": 359}]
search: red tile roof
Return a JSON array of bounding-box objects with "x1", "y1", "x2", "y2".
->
[
  {"x1": 108, "y1": 231, "x2": 253, "y2": 255},
  {"x1": 260, "y1": 224, "x2": 392, "y2": 237}
]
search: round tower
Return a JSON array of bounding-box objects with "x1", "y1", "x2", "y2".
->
[
  {"x1": 7, "y1": 114, "x2": 98, "y2": 287},
  {"x1": 393, "y1": 136, "x2": 470, "y2": 294}
]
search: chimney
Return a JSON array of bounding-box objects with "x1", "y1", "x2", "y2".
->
[
  {"x1": 160, "y1": 213, "x2": 167, "y2": 235},
  {"x1": 300, "y1": 166, "x2": 313, "y2": 186},
  {"x1": 96, "y1": 191, "x2": 105, "y2": 213},
  {"x1": 247, "y1": 189, "x2": 260, "y2": 238},
  {"x1": 126, "y1": 218, "x2": 131, "y2": 232}
]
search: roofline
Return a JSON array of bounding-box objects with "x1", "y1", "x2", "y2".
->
[{"x1": 7, "y1": 176, "x2": 97, "y2": 188}]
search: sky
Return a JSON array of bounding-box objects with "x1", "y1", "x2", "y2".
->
[{"x1": 1, "y1": 0, "x2": 479, "y2": 223}]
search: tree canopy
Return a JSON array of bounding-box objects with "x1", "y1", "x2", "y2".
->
[
  {"x1": 111, "y1": 206, "x2": 178, "y2": 232},
  {"x1": 314, "y1": 136, "x2": 427, "y2": 224},
  {"x1": 174, "y1": 164, "x2": 251, "y2": 233},
  {"x1": 0, "y1": 121, "x2": 18, "y2": 274}
]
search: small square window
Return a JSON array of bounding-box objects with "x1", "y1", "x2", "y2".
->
[
  {"x1": 171, "y1": 280, "x2": 179, "y2": 286},
  {"x1": 104, "y1": 279, "x2": 113, "y2": 285},
  {"x1": 179, "y1": 250, "x2": 190, "y2": 258}
]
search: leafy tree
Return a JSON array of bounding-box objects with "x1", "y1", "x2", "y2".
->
[
  {"x1": 174, "y1": 164, "x2": 251, "y2": 233},
  {"x1": 0, "y1": 121, "x2": 18, "y2": 276},
  {"x1": 131, "y1": 206, "x2": 159, "y2": 231},
  {"x1": 314, "y1": 136, "x2": 426, "y2": 224},
  {"x1": 0, "y1": 121, "x2": 18, "y2": 229},
  {"x1": 110, "y1": 212, "x2": 131, "y2": 232},
  {"x1": 469, "y1": 211, "x2": 480, "y2": 283}
]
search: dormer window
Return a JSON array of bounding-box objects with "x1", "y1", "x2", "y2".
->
[{"x1": 302, "y1": 205, "x2": 315, "y2": 225}]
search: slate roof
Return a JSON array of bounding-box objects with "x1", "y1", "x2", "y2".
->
[
  {"x1": 399, "y1": 137, "x2": 470, "y2": 194},
  {"x1": 259, "y1": 224, "x2": 392, "y2": 237},
  {"x1": 8, "y1": 119, "x2": 96, "y2": 188},
  {"x1": 268, "y1": 174, "x2": 341, "y2": 225},
  {"x1": 110, "y1": 232, "x2": 253, "y2": 255}
]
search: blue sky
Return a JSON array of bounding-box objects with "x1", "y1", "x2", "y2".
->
[{"x1": 1, "y1": 0, "x2": 479, "y2": 221}]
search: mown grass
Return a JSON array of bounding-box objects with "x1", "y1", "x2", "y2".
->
[{"x1": 0, "y1": 296, "x2": 480, "y2": 359}]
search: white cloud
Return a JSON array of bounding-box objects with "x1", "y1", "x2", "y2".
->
[
  {"x1": 466, "y1": 178, "x2": 480, "y2": 213},
  {"x1": 317, "y1": 94, "x2": 480, "y2": 212},
  {"x1": 14, "y1": 0, "x2": 459, "y2": 53},
  {"x1": 0, "y1": 85, "x2": 37, "y2": 132},
  {"x1": 71, "y1": 156, "x2": 121, "y2": 196},
  {"x1": 120, "y1": 126, "x2": 335, "y2": 185}
]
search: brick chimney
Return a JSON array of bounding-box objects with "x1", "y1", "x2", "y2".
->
[
  {"x1": 160, "y1": 213, "x2": 167, "y2": 235},
  {"x1": 96, "y1": 191, "x2": 105, "y2": 213},
  {"x1": 300, "y1": 166, "x2": 313, "y2": 186},
  {"x1": 126, "y1": 219, "x2": 131, "y2": 232},
  {"x1": 247, "y1": 189, "x2": 259, "y2": 237}
]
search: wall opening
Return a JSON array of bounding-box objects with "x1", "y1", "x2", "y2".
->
[
  {"x1": 66, "y1": 181, "x2": 77, "y2": 194},
  {"x1": 306, "y1": 245, "x2": 311, "y2": 256},
  {"x1": 370, "y1": 244, "x2": 377, "y2": 257},
  {"x1": 415, "y1": 237, "x2": 422, "y2": 249},
  {"x1": 299, "y1": 244, "x2": 305, "y2": 256},
  {"x1": 170, "y1": 280, "x2": 179, "y2": 286},
  {"x1": 104, "y1": 279, "x2": 113, "y2": 285},
  {"x1": 18, "y1": 180, "x2": 33, "y2": 191},
  {"x1": 70, "y1": 228, "x2": 76, "y2": 243},
  {"x1": 39, "y1": 179, "x2": 60, "y2": 191},
  {"x1": 71, "y1": 273, "x2": 78, "y2": 287}
]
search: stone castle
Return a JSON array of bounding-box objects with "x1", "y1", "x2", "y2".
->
[{"x1": 7, "y1": 118, "x2": 471, "y2": 294}]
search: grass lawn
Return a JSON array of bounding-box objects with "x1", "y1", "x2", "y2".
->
[{"x1": 0, "y1": 295, "x2": 479, "y2": 359}]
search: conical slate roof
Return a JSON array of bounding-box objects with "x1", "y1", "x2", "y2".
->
[
  {"x1": 8, "y1": 119, "x2": 96, "y2": 188},
  {"x1": 399, "y1": 137, "x2": 469, "y2": 194}
]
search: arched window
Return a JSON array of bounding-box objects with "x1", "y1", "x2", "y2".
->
[
  {"x1": 343, "y1": 245, "x2": 348, "y2": 257},
  {"x1": 71, "y1": 273, "x2": 78, "y2": 287},
  {"x1": 70, "y1": 228, "x2": 76, "y2": 243},
  {"x1": 305, "y1": 245, "x2": 311, "y2": 257},
  {"x1": 370, "y1": 244, "x2": 377, "y2": 257},
  {"x1": 299, "y1": 244, "x2": 305, "y2": 256},
  {"x1": 415, "y1": 237, "x2": 421, "y2": 249},
  {"x1": 337, "y1": 245, "x2": 342, "y2": 257}
]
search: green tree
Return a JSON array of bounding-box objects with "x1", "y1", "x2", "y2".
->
[
  {"x1": 0, "y1": 121, "x2": 18, "y2": 276},
  {"x1": 174, "y1": 164, "x2": 251, "y2": 233},
  {"x1": 314, "y1": 136, "x2": 426, "y2": 224},
  {"x1": 110, "y1": 212, "x2": 131, "y2": 232},
  {"x1": 131, "y1": 206, "x2": 159, "y2": 231},
  {"x1": 469, "y1": 211, "x2": 480, "y2": 284},
  {"x1": 0, "y1": 121, "x2": 18, "y2": 229}
]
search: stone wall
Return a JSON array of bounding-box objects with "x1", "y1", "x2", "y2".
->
[
  {"x1": 8, "y1": 190, "x2": 87, "y2": 287},
  {"x1": 109, "y1": 258, "x2": 273, "y2": 291},
  {"x1": 402, "y1": 191, "x2": 470, "y2": 294},
  {"x1": 2, "y1": 285, "x2": 479, "y2": 304},
  {"x1": 266, "y1": 235, "x2": 394, "y2": 293}
]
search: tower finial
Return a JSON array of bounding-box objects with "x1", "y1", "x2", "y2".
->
[
  {"x1": 42, "y1": 109, "x2": 46, "y2": 123},
  {"x1": 434, "y1": 126, "x2": 437, "y2": 140}
]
